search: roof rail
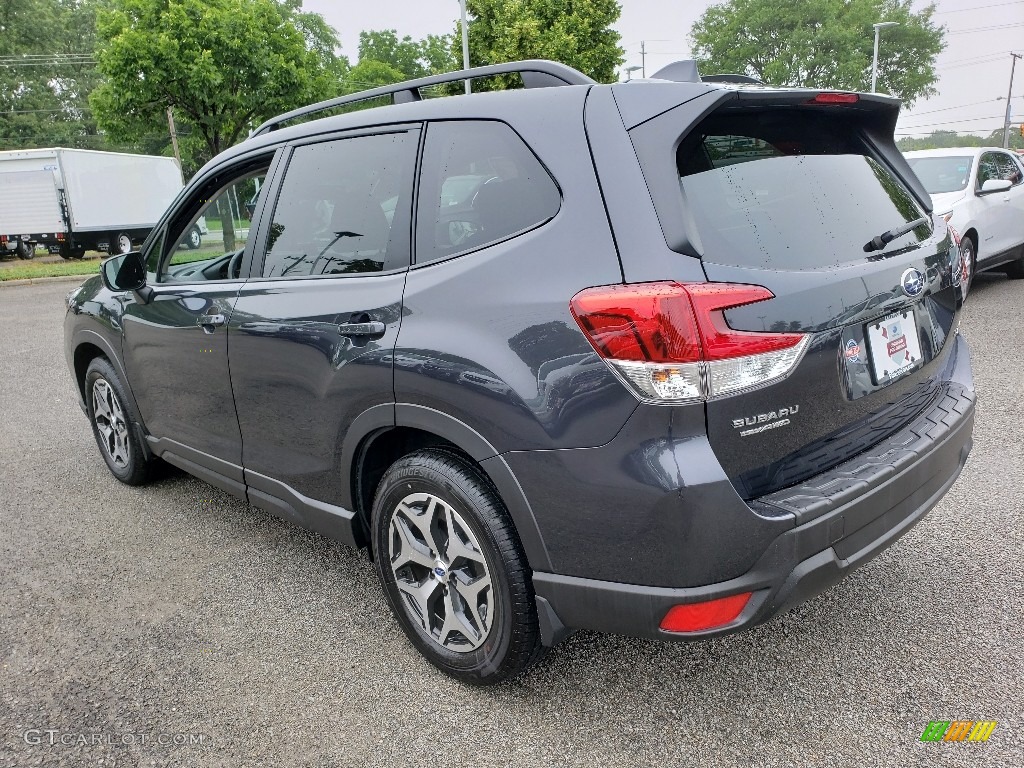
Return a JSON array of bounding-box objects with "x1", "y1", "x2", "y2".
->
[{"x1": 252, "y1": 59, "x2": 595, "y2": 137}]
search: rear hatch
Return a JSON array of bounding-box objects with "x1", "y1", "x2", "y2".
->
[{"x1": 625, "y1": 87, "x2": 963, "y2": 500}]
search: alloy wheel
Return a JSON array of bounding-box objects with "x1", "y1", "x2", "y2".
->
[
  {"x1": 387, "y1": 492, "x2": 493, "y2": 652},
  {"x1": 92, "y1": 378, "x2": 131, "y2": 468}
]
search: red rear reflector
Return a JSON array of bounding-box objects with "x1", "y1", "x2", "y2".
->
[
  {"x1": 570, "y1": 281, "x2": 804, "y2": 363},
  {"x1": 660, "y1": 592, "x2": 752, "y2": 633},
  {"x1": 809, "y1": 93, "x2": 859, "y2": 104}
]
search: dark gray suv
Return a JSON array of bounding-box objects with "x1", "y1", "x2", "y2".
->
[{"x1": 65, "y1": 60, "x2": 975, "y2": 684}]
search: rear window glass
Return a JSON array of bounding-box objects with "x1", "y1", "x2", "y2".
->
[
  {"x1": 673, "y1": 112, "x2": 928, "y2": 270},
  {"x1": 905, "y1": 156, "x2": 973, "y2": 194},
  {"x1": 415, "y1": 121, "x2": 561, "y2": 265}
]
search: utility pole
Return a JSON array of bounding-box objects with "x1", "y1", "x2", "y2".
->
[
  {"x1": 871, "y1": 21, "x2": 899, "y2": 93},
  {"x1": 460, "y1": 0, "x2": 471, "y2": 95},
  {"x1": 166, "y1": 106, "x2": 182, "y2": 171},
  {"x1": 1003, "y1": 52, "x2": 1021, "y2": 149},
  {"x1": 640, "y1": 41, "x2": 646, "y2": 79}
]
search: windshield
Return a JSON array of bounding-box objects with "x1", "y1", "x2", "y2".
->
[{"x1": 905, "y1": 156, "x2": 973, "y2": 194}]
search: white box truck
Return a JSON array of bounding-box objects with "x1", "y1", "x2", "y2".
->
[{"x1": 0, "y1": 148, "x2": 187, "y2": 260}]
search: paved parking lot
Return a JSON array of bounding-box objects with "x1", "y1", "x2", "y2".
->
[{"x1": 0, "y1": 276, "x2": 1020, "y2": 767}]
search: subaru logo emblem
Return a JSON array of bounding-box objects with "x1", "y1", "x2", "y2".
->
[
  {"x1": 434, "y1": 566, "x2": 446, "y2": 579},
  {"x1": 901, "y1": 268, "x2": 925, "y2": 298}
]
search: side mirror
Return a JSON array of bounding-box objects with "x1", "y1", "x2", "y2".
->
[
  {"x1": 101, "y1": 251, "x2": 152, "y2": 302},
  {"x1": 980, "y1": 178, "x2": 1012, "y2": 194}
]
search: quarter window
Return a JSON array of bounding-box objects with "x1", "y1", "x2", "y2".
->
[
  {"x1": 415, "y1": 121, "x2": 560, "y2": 265},
  {"x1": 260, "y1": 131, "x2": 417, "y2": 278}
]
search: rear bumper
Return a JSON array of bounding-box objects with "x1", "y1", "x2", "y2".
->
[{"x1": 532, "y1": 337, "x2": 975, "y2": 646}]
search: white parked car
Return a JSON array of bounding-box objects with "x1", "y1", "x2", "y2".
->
[{"x1": 905, "y1": 147, "x2": 1024, "y2": 293}]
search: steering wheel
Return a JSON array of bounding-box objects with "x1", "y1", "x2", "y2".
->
[{"x1": 227, "y1": 248, "x2": 245, "y2": 280}]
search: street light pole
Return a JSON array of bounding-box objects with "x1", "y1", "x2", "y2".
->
[
  {"x1": 871, "y1": 21, "x2": 899, "y2": 93},
  {"x1": 1003, "y1": 52, "x2": 1021, "y2": 148},
  {"x1": 460, "y1": 0, "x2": 471, "y2": 95}
]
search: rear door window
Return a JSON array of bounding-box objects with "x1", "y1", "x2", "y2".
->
[
  {"x1": 673, "y1": 114, "x2": 928, "y2": 270},
  {"x1": 260, "y1": 130, "x2": 417, "y2": 278},
  {"x1": 415, "y1": 121, "x2": 561, "y2": 265}
]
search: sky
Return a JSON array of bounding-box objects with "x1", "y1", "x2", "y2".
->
[{"x1": 302, "y1": 0, "x2": 1024, "y2": 140}]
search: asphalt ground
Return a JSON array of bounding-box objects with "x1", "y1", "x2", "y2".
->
[{"x1": 0, "y1": 275, "x2": 1020, "y2": 768}]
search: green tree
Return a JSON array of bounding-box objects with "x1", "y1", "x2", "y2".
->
[
  {"x1": 985, "y1": 126, "x2": 1024, "y2": 150},
  {"x1": 690, "y1": 0, "x2": 944, "y2": 107},
  {"x1": 896, "y1": 130, "x2": 985, "y2": 151},
  {"x1": 462, "y1": 0, "x2": 623, "y2": 85},
  {"x1": 358, "y1": 30, "x2": 426, "y2": 80},
  {"x1": 0, "y1": 0, "x2": 104, "y2": 150},
  {"x1": 343, "y1": 59, "x2": 405, "y2": 92},
  {"x1": 90, "y1": 0, "x2": 341, "y2": 176},
  {"x1": 356, "y1": 29, "x2": 457, "y2": 81}
]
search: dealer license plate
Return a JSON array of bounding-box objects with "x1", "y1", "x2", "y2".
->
[{"x1": 865, "y1": 309, "x2": 923, "y2": 385}]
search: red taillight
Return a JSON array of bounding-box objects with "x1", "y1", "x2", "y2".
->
[
  {"x1": 570, "y1": 281, "x2": 803, "y2": 363},
  {"x1": 569, "y1": 282, "x2": 702, "y2": 363},
  {"x1": 570, "y1": 281, "x2": 809, "y2": 402},
  {"x1": 660, "y1": 592, "x2": 752, "y2": 633},
  {"x1": 809, "y1": 93, "x2": 859, "y2": 104},
  {"x1": 683, "y1": 283, "x2": 805, "y2": 360}
]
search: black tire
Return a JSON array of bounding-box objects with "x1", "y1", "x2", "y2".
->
[
  {"x1": 15, "y1": 239, "x2": 33, "y2": 260},
  {"x1": 186, "y1": 226, "x2": 202, "y2": 250},
  {"x1": 960, "y1": 235, "x2": 977, "y2": 296},
  {"x1": 111, "y1": 231, "x2": 133, "y2": 254},
  {"x1": 61, "y1": 245, "x2": 86, "y2": 260},
  {"x1": 84, "y1": 357, "x2": 154, "y2": 486},
  {"x1": 371, "y1": 449, "x2": 545, "y2": 685}
]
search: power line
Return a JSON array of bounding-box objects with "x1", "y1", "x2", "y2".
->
[
  {"x1": 934, "y1": 0, "x2": 1024, "y2": 12},
  {"x1": 898, "y1": 115, "x2": 1006, "y2": 129},
  {"x1": 947, "y1": 23, "x2": 1024, "y2": 34},
  {"x1": 904, "y1": 99, "x2": 1011, "y2": 117}
]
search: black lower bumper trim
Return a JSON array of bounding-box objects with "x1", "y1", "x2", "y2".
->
[{"x1": 533, "y1": 379, "x2": 975, "y2": 646}]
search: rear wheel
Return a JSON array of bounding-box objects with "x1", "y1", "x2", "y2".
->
[
  {"x1": 15, "y1": 240, "x2": 33, "y2": 260},
  {"x1": 84, "y1": 357, "x2": 154, "y2": 486},
  {"x1": 111, "y1": 231, "x2": 133, "y2": 254},
  {"x1": 185, "y1": 226, "x2": 202, "y2": 250},
  {"x1": 371, "y1": 449, "x2": 544, "y2": 685},
  {"x1": 61, "y1": 245, "x2": 85, "y2": 260}
]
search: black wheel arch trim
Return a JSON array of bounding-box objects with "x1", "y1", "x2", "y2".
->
[
  {"x1": 341, "y1": 403, "x2": 553, "y2": 572},
  {"x1": 73, "y1": 329, "x2": 149, "y2": 462}
]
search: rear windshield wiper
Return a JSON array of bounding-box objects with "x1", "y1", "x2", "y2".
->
[{"x1": 863, "y1": 217, "x2": 929, "y2": 253}]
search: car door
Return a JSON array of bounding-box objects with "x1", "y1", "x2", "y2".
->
[
  {"x1": 119, "y1": 153, "x2": 277, "y2": 475},
  {"x1": 973, "y1": 150, "x2": 1024, "y2": 261},
  {"x1": 227, "y1": 126, "x2": 419, "y2": 509}
]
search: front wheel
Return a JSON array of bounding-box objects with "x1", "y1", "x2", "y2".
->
[
  {"x1": 371, "y1": 449, "x2": 544, "y2": 685},
  {"x1": 960, "y1": 235, "x2": 977, "y2": 297},
  {"x1": 84, "y1": 357, "x2": 154, "y2": 486}
]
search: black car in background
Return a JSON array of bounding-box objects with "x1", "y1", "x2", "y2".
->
[{"x1": 66, "y1": 60, "x2": 975, "y2": 684}]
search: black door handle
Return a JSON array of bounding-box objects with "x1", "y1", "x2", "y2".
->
[{"x1": 337, "y1": 321, "x2": 386, "y2": 338}]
